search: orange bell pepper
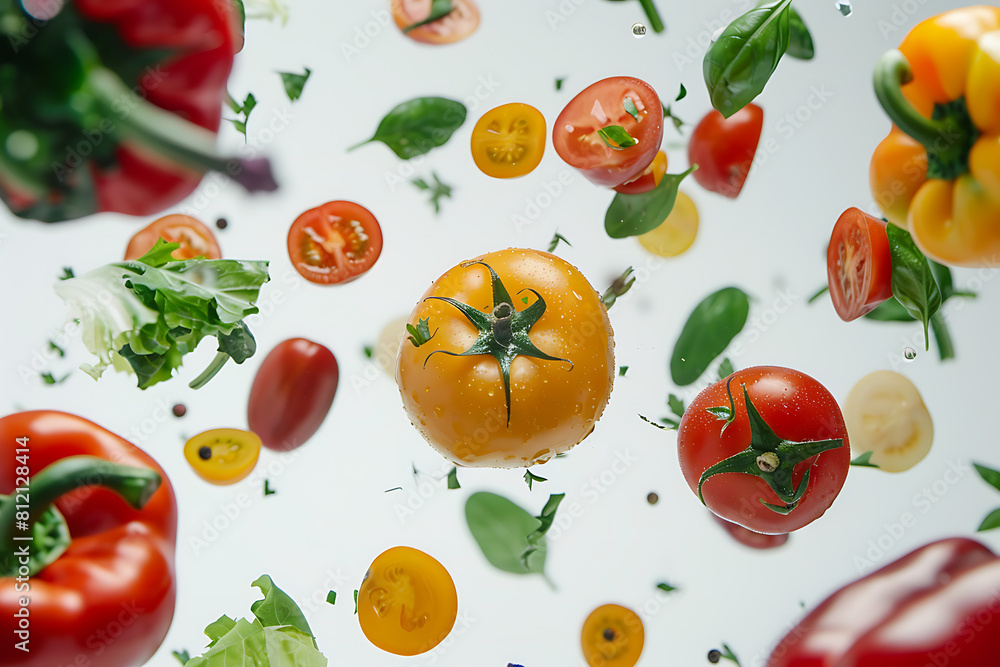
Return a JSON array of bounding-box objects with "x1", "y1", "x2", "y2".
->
[{"x1": 869, "y1": 6, "x2": 1000, "y2": 267}]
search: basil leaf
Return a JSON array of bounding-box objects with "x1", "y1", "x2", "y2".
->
[
  {"x1": 597, "y1": 125, "x2": 637, "y2": 150},
  {"x1": 605, "y1": 165, "x2": 696, "y2": 238},
  {"x1": 623, "y1": 97, "x2": 641, "y2": 122},
  {"x1": 850, "y1": 452, "x2": 880, "y2": 468},
  {"x1": 717, "y1": 358, "x2": 734, "y2": 380},
  {"x1": 670, "y1": 287, "x2": 750, "y2": 386},
  {"x1": 975, "y1": 463, "x2": 1000, "y2": 494},
  {"x1": 403, "y1": 0, "x2": 455, "y2": 32},
  {"x1": 278, "y1": 68, "x2": 311, "y2": 102},
  {"x1": 785, "y1": 6, "x2": 814, "y2": 60},
  {"x1": 929, "y1": 260, "x2": 954, "y2": 299},
  {"x1": 886, "y1": 223, "x2": 942, "y2": 350},
  {"x1": 863, "y1": 297, "x2": 914, "y2": 322},
  {"x1": 978, "y1": 508, "x2": 1000, "y2": 532},
  {"x1": 704, "y1": 0, "x2": 792, "y2": 118},
  {"x1": 350, "y1": 97, "x2": 466, "y2": 159},
  {"x1": 447, "y1": 467, "x2": 460, "y2": 489},
  {"x1": 465, "y1": 492, "x2": 546, "y2": 575}
]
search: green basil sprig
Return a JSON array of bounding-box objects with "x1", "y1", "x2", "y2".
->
[
  {"x1": 786, "y1": 6, "x2": 814, "y2": 60},
  {"x1": 885, "y1": 223, "x2": 942, "y2": 350},
  {"x1": 704, "y1": 0, "x2": 793, "y2": 118},
  {"x1": 465, "y1": 491, "x2": 563, "y2": 585},
  {"x1": 597, "y1": 125, "x2": 638, "y2": 150},
  {"x1": 278, "y1": 69, "x2": 311, "y2": 102},
  {"x1": 671, "y1": 287, "x2": 750, "y2": 386},
  {"x1": 605, "y1": 165, "x2": 696, "y2": 238},
  {"x1": 349, "y1": 97, "x2": 467, "y2": 159}
]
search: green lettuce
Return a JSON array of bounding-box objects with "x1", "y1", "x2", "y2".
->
[{"x1": 53, "y1": 239, "x2": 269, "y2": 389}]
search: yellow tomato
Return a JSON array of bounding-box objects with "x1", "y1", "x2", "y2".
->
[
  {"x1": 184, "y1": 428, "x2": 261, "y2": 485},
  {"x1": 581, "y1": 604, "x2": 645, "y2": 667},
  {"x1": 470, "y1": 103, "x2": 547, "y2": 178},
  {"x1": 637, "y1": 190, "x2": 699, "y2": 257},
  {"x1": 358, "y1": 546, "x2": 458, "y2": 656},
  {"x1": 396, "y1": 248, "x2": 615, "y2": 467}
]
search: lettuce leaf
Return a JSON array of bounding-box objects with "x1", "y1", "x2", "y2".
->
[{"x1": 54, "y1": 239, "x2": 269, "y2": 389}]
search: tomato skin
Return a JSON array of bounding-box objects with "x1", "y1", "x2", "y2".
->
[
  {"x1": 712, "y1": 514, "x2": 788, "y2": 549},
  {"x1": 677, "y1": 366, "x2": 850, "y2": 534},
  {"x1": 827, "y1": 208, "x2": 894, "y2": 322},
  {"x1": 391, "y1": 0, "x2": 480, "y2": 44},
  {"x1": 184, "y1": 428, "x2": 261, "y2": 485},
  {"x1": 124, "y1": 214, "x2": 222, "y2": 260},
  {"x1": 357, "y1": 546, "x2": 458, "y2": 656},
  {"x1": 396, "y1": 248, "x2": 615, "y2": 468},
  {"x1": 470, "y1": 103, "x2": 546, "y2": 179},
  {"x1": 687, "y1": 103, "x2": 763, "y2": 198},
  {"x1": 553, "y1": 76, "x2": 664, "y2": 188},
  {"x1": 613, "y1": 150, "x2": 668, "y2": 194},
  {"x1": 287, "y1": 200, "x2": 383, "y2": 285},
  {"x1": 247, "y1": 338, "x2": 339, "y2": 452},
  {"x1": 581, "y1": 604, "x2": 644, "y2": 667}
]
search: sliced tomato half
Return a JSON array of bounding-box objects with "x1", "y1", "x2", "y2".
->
[
  {"x1": 827, "y1": 207, "x2": 894, "y2": 321},
  {"x1": 288, "y1": 201, "x2": 383, "y2": 285}
]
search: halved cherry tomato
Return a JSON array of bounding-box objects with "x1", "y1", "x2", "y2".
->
[
  {"x1": 184, "y1": 428, "x2": 261, "y2": 485},
  {"x1": 124, "y1": 214, "x2": 222, "y2": 261},
  {"x1": 581, "y1": 604, "x2": 644, "y2": 667},
  {"x1": 247, "y1": 338, "x2": 339, "y2": 452},
  {"x1": 358, "y1": 546, "x2": 458, "y2": 656},
  {"x1": 391, "y1": 0, "x2": 480, "y2": 45},
  {"x1": 688, "y1": 103, "x2": 763, "y2": 198},
  {"x1": 613, "y1": 150, "x2": 667, "y2": 194},
  {"x1": 287, "y1": 200, "x2": 383, "y2": 285},
  {"x1": 636, "y1": 190, "x2": 698, "y2": 257},
  {"x1": 552, "y1": 76, "x2": 664, "y2": 188},
  {"x1": 471, "y1": 103, "x2": 546, "y2": 179},
  {"x1": 827, "y1": 207, "x2": 894, "y2": 322},
  {"x1": 712, "y1": 513, "x2": 789, "y2": 549}
]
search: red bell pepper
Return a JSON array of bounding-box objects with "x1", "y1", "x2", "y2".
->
[
  {"x1": 0, "y1": 411, "x2": 177, "y2": 666},
  {"x1": 0, "y1": 0, "x2": 275, "y2": 222},
  {"x1": 767, "y1": 537, "x2": 1000, "y2": 666}
]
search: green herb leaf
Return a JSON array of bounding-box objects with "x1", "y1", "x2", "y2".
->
[
  {"x1": 623, "y1": 97, "x2": 641, "y2": 122},
  {"x1": 597, "y1": 125, "x2": 638, "y2": 150},
  {"x1": 717, "y1": 358, "x2": 734, "y2": 380},
  {"x1": 975, "y1": 463, "x2": 1000, "y2": 494},
  {"x1": 605, "y1": 165, "x2": 697, "y2": 238},
  {"x1": 807, "y1": 285, "x2": 828, "y2": 304},
  {"x1": 720, "y1": 643, "x2": 742, "y2": 665},
  {"x1": 465, "y1": 492, "x2": 548, "y2": 576},
  {"x1": 703, "y1": 0, "x2": 793, "y2": 117},
  {"x1": 676, "y1": 84, "x2": 688, "y2": 101},
  {"x1": 850, "y1": 452, "x2": 880, "y2": 468},
  {"x1": 412, "y1": 172, "x2": 453, "y2": 213},
  {"x1": 863, "y1": 298, "x2": 913, "y2": 322},
  {"x1": 886, "y1": 223, "x2": 942, "y2": 350},
  {"x1": 661, "y1": 103, "x2": 686, "y2": 134},
  {"x1": 447, "y1": 467, "x2": 461, "y2": 489},
  {"x1": 668, "y1": 393, "x2": 685, "y2": 418},
  {"x1": 524, "y1": 470, "x2": 548, "y2": 490},
  {"x1": 556, "y1": 77, "x2": 565, "y2": 91},
  {"x1": 264, "y1": 480, "x2": 276, "y2": 496},
  {"x1": 350, "y1": 97, "x2": 467, "y2": 160},
  {"x1": 978, "y1": 508, "x2": 1000, "y2": 532},
  {"x1": 528, "y1": 493, "x2": 564, "y2": 543},
  {"x1": 619, "y1": 366, "x2": 629, "y2": 377},
  {"x1": 363, "y1": 345, "x2": 373, "y2": 359},
  {"x1": 548, "y1": 232, "x2": 572, "y2": 253},
  {"x1": 639, "y1": 414, "x2": 673, "y2": 430},
  {"x1": 786, "y1": 6, "x2": 815, "y2": 60},
  {"x1": 48, "y1": 341, "x2": 65, "y2": 357},
  {"x1": 670, "y1": 287, "x2": 750, "y2": 386},
  {"x1": 40, "y1": 372, "x2": 68, "y2": 385},
  {"x1": 227, "y1": 93, "x2": 257, "y2": 139},
  {"x1": 403, "y1": 0, "x2": 455, "y2": 32},
  {"x1": 601, "y1": 267, "x2": 635, "y2": 309},
  {"x1": 353, "y1": 590, "x2": 358, "y2": 614},
  {"x1": 656, "y1": 582, "x2": 677, "y2": 593},
  {"x1": 172, "y1": 650, "x2": 191, "y2": 664},
  {"x1": 406, "y1": 317, "x2": 435, "y2": 347},
  {"x1": 278, "y1": 68, "x2": 311, "y2": 101},
  {"x1": 326, "y1": 591, "x2": 336, "y2": 605},
  {"x1": 60, "y1": 267, "x2": 75, "y2": 280}
]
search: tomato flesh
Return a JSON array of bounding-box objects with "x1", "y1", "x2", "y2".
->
[
  {"x1": 688, "y1": 103, "x2": 763, "y2": 198},
  {"x1": 471, "y1": 103, "x2": 546, "y2": 178},
  {"x1": 391, "y1": 0, "x2": 480, "y2": 44},
  {"x1": 288, "y1": 201, "x2": 382, "y2": 285},
  {"x1": 184, "y1": 428, "x2": 261, "y2": 485},
  {"x1": 581, "y1": 604, "x2": 644, "y2": 667},
  {"x1": 553, "y1": 76, "x2": 664, "y2": 188},
  {"x1": 613, "y1": 150, "x2": 667, "y2": 194},
  {"x1": 827, "y1": 207, "x2": 893, "y2": 321},
  {"x1": 124, "y1": 214, "x2": 222, "y2": 261}
]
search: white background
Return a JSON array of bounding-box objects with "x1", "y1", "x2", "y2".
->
[{"x1": 2, "y1": 0, "x2": 1000, "y2": 665}]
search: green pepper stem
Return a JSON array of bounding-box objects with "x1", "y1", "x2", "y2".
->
[
  {"x1": 189, "y1": 351, "x2": 230, "y2": 389},
  {"x1": 0, "y1": 456, "x2": 161, "y2": 552},
  {"x1": 637, "y1": 0, "x2": 664, "y2": 33}
]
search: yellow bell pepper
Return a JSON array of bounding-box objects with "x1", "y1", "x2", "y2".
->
[{"x1": 869, "y1": 6, "x2": 1000, "y2": 267}]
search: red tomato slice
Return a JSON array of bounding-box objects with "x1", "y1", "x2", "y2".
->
[
  {"x1": 552, "y1": 76, "x2": 664, "y2": 188},
  {"x1": 827, "y1": 208, "x2": 894, "y2": 321},
  {"x1": 687, "y1": 103, "x2": 763, "y2": 198},
  {"x1": 124, "y1": 214, "x2": 222, "y2": 261},
  {"x1": 287, "y1": 201, "x2": 383, "y2": 285},
  {"x1": 613, "y1": 150, "x2": 668, "y2": 194},
  {"x1": 391, "y1": 0, "x2": 480, "y2": 44}
]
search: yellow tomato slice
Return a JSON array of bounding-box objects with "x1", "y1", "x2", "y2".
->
[
  {"x1": 184, "y1": 428, "x2": 261, "y2": 484},
  {"x1": 636, "y1": 190, "x2": 699, "y2": 257},
  {"x1": 581, "y1": 604, "x2": 645, "y2": 667},
  {"x1": 843, "y1": 371, "x2": 933, "y2": 473},
  {"x1": 471, "y1": 103, "x2": 546, "y2": 179}
]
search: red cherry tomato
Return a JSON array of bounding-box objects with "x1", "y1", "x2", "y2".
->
[
  {"x1": 827, "y1": 207, "x2": 894, "y2": 322},
  {"x1": 247, "y1": 338, "x2": 339, "y2": 451},
  {"x1": 552, "y1": 76, "x2": 664, "y2": 188},
  {"x1": 712, "y1": 514, "x2": 788, "y2": 549},
  {"x1": 687, "y1": 103, "x2": 763, "y2": 198},
  {"x1": 124, "y1": 214, "x2": 222, "y2": 261},
  {"x1": 287, "y1": 201, "x2": 383, "y2": 285},
  {"x1": 391, "y1": 0, "x2": 480, "y2": 44},
  {"x1": 612, "y1": 150, "x2": 668, "y2": 195},
  {"x1": 677, "y1": 366, "x2": 850, "y2": 534}
]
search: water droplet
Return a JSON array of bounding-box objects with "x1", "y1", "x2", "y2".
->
[
  {"x1": 903, "y1": 347, "x2": 917, "y2": 361},
  {"x1": 632, "y1": 22, "x2": 646, "y2": 38},
  {"x1": 835, "y1": 0, "x2": 852, "y2": 17}
]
